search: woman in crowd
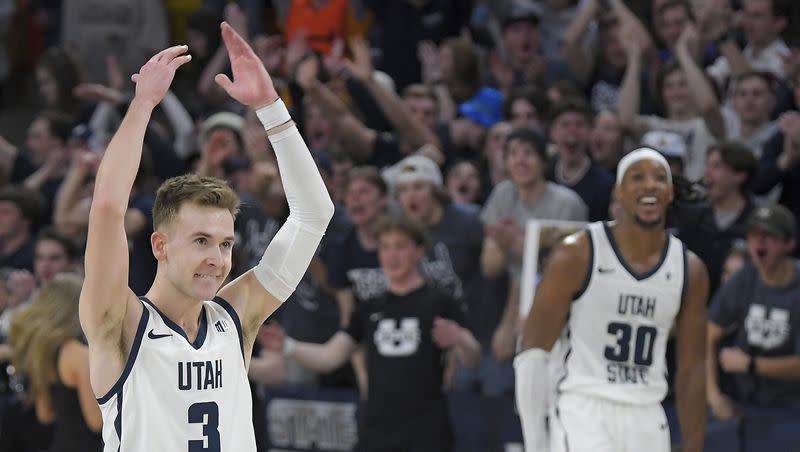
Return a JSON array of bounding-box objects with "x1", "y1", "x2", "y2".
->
[{"x1": 8, "y1": 273, "x2": 102, "y2": 452}]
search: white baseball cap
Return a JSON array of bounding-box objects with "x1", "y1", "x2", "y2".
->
[
  {"x1": 641, "y1": 130, "x2": 687, "y2": 162},
  {"x1": 382, "y1": 155, "x2": 443, "y2": 189}
]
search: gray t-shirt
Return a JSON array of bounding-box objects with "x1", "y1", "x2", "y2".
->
[
  {"x1": 710, "y1": 261, "x2": 800, "y2": 406},
  {"x1": 481, "y1": 181, "x2": 588, "y2": 279}
]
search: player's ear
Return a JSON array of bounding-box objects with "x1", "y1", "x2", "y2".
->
[{"x1": 151, "y1": 230, "x2": 168, "y2": 261}]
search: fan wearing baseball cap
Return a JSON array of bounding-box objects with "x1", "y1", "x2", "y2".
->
[{"x1": 708, "y1": 203, "x2": 800, "y2": 424}]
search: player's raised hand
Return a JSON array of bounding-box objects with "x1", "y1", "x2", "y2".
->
[
  {"x1": 131, "y1": 45, "x2": 191, "y2": 109},
  {"x1": 215, "y1": 21, "x2": 277, "y2": 109}
]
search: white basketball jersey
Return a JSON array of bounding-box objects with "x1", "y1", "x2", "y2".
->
[
  {"x1": 551, "y1": 222, "x2": 686, "y2": 404},
  {"x1": 98, "y1": 297, "x2": 256, "y2": 451}
]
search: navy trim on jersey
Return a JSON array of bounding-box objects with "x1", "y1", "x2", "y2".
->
[
  {"x1": 679, "y1": 243, "x2": 689, "y2": 311},
  {"x1": 96, "y1": 305, "x2": 149, "y2": 404},
  {"x1": 603, "y1": 223, "x2": 670, "y2": 281},
  {"x1": 573, "y1": 232, "x2": 594, "y2": 300},
  {"x1": 141, "y1": 297, "x2": 209, "y2": 349},
  {"x1": 212, "y1": 296, "x2": 245, "y2": 359},
  {"x1": 556, "y1": 325, "x2": 572, "y2": 393},
  {"x1": 115, "y1": 389, "x2": 123, "y2": 451},
  {"x1": 554, "y1": 402, "x2": 570, "y2": 452}
]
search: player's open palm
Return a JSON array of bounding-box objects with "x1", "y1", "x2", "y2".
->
[
  {"x1": 131, "y1": 45, "x2": 191, "y2": 108},
  {"x1": 432, "y1": 317, "x2": 463, "y2": 349},
  {"x1": 215, "y1": 21, "x2": 277, "y2": 108}
]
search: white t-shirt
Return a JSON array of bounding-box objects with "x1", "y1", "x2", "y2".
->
[
  {"x1": 721, "y1": 106, "x2": 778, "y2": 158},
  {"x1": 641, "y1": 115, "x2": 718, "y2": 183},
  {"x1": 707, "y1": 38, "x2": 790, "y2": 88}
]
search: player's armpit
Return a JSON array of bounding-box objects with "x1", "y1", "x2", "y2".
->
[
  {"x1": 217, "y1": 271, "x2": 282, "y2": 351},
  {"x1": 520, "y1": 231, "x2": 590, "y2": 352},
  {"x1": 80, "y1": 207, "x2": 137, "y2": 341}
]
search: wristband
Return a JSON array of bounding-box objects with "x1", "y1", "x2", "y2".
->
[
  {"x1": 256, "y1": 98, "x2": 292, "y2": 131},
  {"x1": 747, "y1": 355, "x2": 757, "y2": 375},
  {"x1": 283, "y1": 337, "x2": 297, "y2": 357}
]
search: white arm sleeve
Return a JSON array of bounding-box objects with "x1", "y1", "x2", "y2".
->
[
  {"x1": 514, "y1": 347, "x2": 550, "y2": 452},
  {"x1": 252, "y1": 120, "x2": 335, "y2": 302}
]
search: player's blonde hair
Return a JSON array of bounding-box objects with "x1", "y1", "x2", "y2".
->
[
  {"x1": 8, "y1": 273, "x2": 84, "y2": 407},
  {"x1": 153, "y1": 174, "x2": 241, "y2": 230}
]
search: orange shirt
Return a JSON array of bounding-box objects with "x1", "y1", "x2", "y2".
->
[{"x1": 285, "y1": 0, "x2": 349, "y2": 55}]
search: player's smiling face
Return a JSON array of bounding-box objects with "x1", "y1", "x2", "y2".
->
[
  {"x1": 154, "y1": 203, "x2": 235, "y2": 301},
  {"x1": 615, "y1": 159, "x2": 673, "y2": 229}
]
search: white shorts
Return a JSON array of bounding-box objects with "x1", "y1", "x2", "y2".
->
[{"x1": 549, "y1": 392, "x2": 670, "y2": 452}]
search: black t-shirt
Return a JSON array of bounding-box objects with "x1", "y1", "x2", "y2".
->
[
  {"x1": 0, "y1": 238, "x2": 35, "y2": 272},
  {"x1": 344, "y1": 284, "x2": 465, "y2": 419},
  {"x1": 709, "y1": 262, "x2": 800, "y2": 406},
  {"x1": 232, "y1": 192, "x2": 280, "y2": 278},
  {"x1": 547, "y1": 157, "x2": 614, "y2": 222},
  {"x1": 677, "y1": 199, "x2": 754, "y2": 296},
  {"x1": 425, "y1": 203, "x2": 484, "y2": 302},
  {"x1": 127, "y1": 193, "x2": 157, "y2": 296},
  {"x1": 10, "y1": 151, "x2": 36, "y2": 184},
  {"x1": 367, "y1": 131, "x2": 406, "y2": 169},
  {"x1": 326, "y1": 226, "x2": 383, "y2": 302},
  {"x1": 365, "y1": 0, "x2": 470, "y2": 90}
]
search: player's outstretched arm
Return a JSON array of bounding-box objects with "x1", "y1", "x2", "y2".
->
[
  {"x1": 80, "y1": 46, "x2": 191, "y2": 342},
  {"x1": 214, "y1": 22, "x2": 334, "y2": 348},
  {"x1": 515, "y1": 232, "x2": 590, "y2": 452},
  {"x1": 674, "y1": 251, "x2": 709, "y2": 452}
]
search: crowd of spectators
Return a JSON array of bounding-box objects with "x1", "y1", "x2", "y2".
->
[{"x1": 0, "y1": 0, "x2": 800, "y2": 450}]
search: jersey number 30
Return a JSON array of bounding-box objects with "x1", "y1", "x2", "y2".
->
[
  {"x1": 604, "y1": 322, "x2": 657, "y2": 366},
  {"x1": 188, "y1": 402, "x2": 220, "y2": 452}
]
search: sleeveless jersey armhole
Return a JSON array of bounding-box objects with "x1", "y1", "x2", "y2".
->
[
  {"x1": 96, "y1": 304, "x2": 150, "y2": 405},
  {"x1": 572, "y1": 230, "x2": 595, "y2": 301},
  {"x1": 211, "y1": 296, "x2": 245, "y2": 360},
  {"x1": 678, "y1": 242, "x2": 689, "y2": 316}
]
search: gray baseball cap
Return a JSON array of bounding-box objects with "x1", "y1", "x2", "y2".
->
[{"x1": 747, "y1": 204, "x2": 796, "y2": 241}]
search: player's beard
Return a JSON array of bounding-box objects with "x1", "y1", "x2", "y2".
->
[{"x1": 634, "y1": 214, "x2": 663, "y2": 229}]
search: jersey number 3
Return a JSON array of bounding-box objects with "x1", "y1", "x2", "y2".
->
[
  {"x1": 604, "y1": 322, "x2": 657, "y2": 366},
  {"x1": 188, "y1": 402, "x2": 220, "y2": 452}
]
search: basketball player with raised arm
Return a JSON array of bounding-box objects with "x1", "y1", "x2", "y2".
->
[
  {"x1": 515, "y1": 148, "x2": 709, "y2": 452},
  {"x1": 80, "y1": 23, "x2": 334, "y2": 451}
]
